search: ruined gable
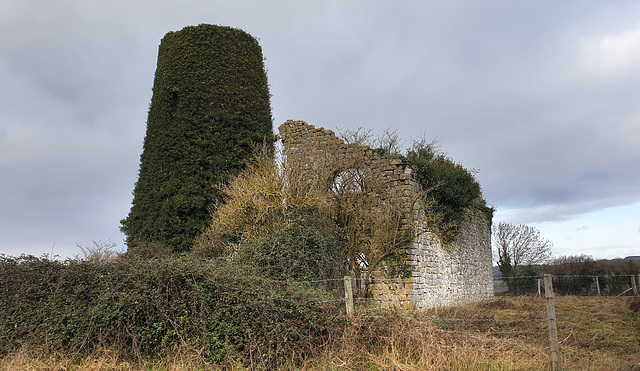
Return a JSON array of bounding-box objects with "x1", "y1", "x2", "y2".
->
[
  {"x1": 279, "y1": 120, "x2": 419, "y2": 218},
  {"x1": 279, "y1": 120, "x2": 493, "y2": 308}
]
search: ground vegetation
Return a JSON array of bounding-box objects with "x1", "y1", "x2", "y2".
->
[
  {"x1": 2, "y1": 291, "x2": 638, "y2": 370},
  {"x1": 0, "y1": 253, "x2": 335, "y2": 368}
]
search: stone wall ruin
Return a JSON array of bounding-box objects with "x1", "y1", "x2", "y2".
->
[{"x1": 279, "y1": 120, "x2": 493, "y2": 308}]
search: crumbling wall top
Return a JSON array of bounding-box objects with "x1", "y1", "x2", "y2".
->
[{"x1": 278, "y1": 120, "x2": 420, "y2": 216}]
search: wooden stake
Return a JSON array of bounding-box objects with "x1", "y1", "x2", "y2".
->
[
  {"x1": 537, "y1": 279, "x2": 542, "y2": 297},
  {"x1": 595, "y1": 276, "x2": 601, "y2": 296},
  {"x1": 631, "y1": 275, "x2": 638, "y2": 296},
  {"x1": 344, "y1": 276, "x2": 354, "y2": 317},
  {"x1": 544, "y1": 274, "x2": 562, "y2": 370}
]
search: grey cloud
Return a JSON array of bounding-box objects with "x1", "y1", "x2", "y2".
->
[
  {"x1": 270, "y1": 0, "x2": 640, "y2": 222},
  {"x1": 2, "y1": 0, "x2": 640, "y2": 258}
]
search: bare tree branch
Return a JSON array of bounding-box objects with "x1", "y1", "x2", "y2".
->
[{"x1": 493, "y1": 222, "x2": 552, "y2": 277}]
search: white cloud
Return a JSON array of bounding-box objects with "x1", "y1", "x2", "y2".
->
[
  {"x1": 576, "y1": 24, "x2": 640, "y2": 81},
  {"x1": 496, "y1": 201, "x2": 640, "y2": 259}
]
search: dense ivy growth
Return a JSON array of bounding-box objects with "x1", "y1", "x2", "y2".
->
[
  {"x1": 0, "y1": 254, "x2": 338, "y2": 366},
  {"x1": 121, "y1": 24, "x2": 274, "y2": 252},
  {"x1": 402, "y1": 144, "x2": 493, "y2": 243}
]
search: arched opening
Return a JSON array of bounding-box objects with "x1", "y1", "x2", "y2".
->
[{"x1": 331, "y1": 168, "x2": 365, "y2": 195}]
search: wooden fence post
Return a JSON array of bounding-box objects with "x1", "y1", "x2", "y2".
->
[
  {"x1": 544, "y1": 274, "x2": 561, "y2": 370},
  {"x1": 595, "y1": 276, "x2": 601, "y2": 296},
  {"x1": 632, "y1": 275, "x2": 638, "y2": 296},
  {"x1": 537, "y1": 279, "x2": 542, "y2": 297},
  {"x1": 344, "y1": 276, "x2": 354, "y2": 317}
]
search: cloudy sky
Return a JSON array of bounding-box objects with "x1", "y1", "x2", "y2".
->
[{"x1": 1, "y1": 0, "x2": 639, "y2": 260}]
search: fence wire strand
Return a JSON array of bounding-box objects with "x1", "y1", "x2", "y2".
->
[{"x1": 292, "y1": 275, "x2": 639, "y2": 338}]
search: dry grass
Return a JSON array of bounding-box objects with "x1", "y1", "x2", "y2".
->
[
  {"x1": 0, "y1": 346, "x2": 231, "y2": 371},
  {"x1": 2, "y1": 297, "x2": 639, "y2": 370},
  {"x1": 553, "y1": 296, "x2": 640, "y2": 370}
]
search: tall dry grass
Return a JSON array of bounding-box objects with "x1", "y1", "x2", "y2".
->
[{"x1": 2, "y1": 297, "x2": 638, "y2": 370}]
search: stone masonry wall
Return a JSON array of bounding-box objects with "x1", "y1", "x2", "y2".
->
[
  {"x1": 278, "y1": 120, "x2": 418, "y2": 217},
  {"x1": 411, "y1": 212, "x2": 494, "y2": 309},
  {"x1": 279, "y1": 120, "x2": 493, "y2": 308}
]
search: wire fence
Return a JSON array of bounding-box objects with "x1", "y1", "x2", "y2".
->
[
  {"x1": 494, "y1": 274, "x2": 640, "y2": 297},
  {"x1": 290, "y1": 274, "x2": 640, "y2": 305},
  {"x1": 290, "y1": 273, "x2": 640, "y2": 369}
]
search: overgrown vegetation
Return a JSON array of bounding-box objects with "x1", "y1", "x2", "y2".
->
[
  {"x1": 121, "y1": 24, "x2": 275, "y2": 253},
  {"x1": 193, "y1": 151, "x2": 348, "y2": 283},
  {"x1": 0, "y1": 254, "x2": 338, "y2": 368},
  {"x1": 400, "y1": 138, "x2": 493, "y2": 243},
  {"x1": 194, "y1": 145, "x2": 436, "y2": 296},
  {"x1": 3, "y1": 296, "x2": 638, "y2": 370},
  {"x1": 236, "y1": 213, "x2": 346, "y2": 282},
  {"x1": 194, "y1": 151, "x2": 325, "y2": 257}
]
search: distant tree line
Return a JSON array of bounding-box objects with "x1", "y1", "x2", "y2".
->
[{"x1": 493, "y1": 222, "x2": 639, "y2": 294}]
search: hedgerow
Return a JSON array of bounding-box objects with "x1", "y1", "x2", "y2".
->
[{"x1": 0, "y1": 254, "x2": 340, "y2": 367}]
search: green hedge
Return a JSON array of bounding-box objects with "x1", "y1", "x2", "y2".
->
[
  {"x1": 122, "y1": 24, "x2": 275, "y2": 252},
  {"x1": 0, "y1": 254, "x2": 339, "y2": 367},
  {"x1": 402, "y1": 145, "x2": 493, "y2": 243}
]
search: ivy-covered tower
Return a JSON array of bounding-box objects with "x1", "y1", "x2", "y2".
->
[{"x1": 121, "y1": 24, "x2": 274, "y2": 252}]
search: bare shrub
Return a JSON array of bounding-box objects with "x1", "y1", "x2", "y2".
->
[
  {"x1": 75, "y1": 240, "x2": 120, "y2": 263},
  {"x1": 193, "y1": 150, "x2": 325, "y2": 258}
]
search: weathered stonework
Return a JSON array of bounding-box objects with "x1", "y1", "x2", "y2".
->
[
  {"x1": 279, "y1": 120, "x2": 493, "y2": 308},
  {"x1": 278, "y1": 120, "x2": 418, "y2": 217},
  {"x1": 409, "y1": 212, "x2": 494, "y2": 308}
]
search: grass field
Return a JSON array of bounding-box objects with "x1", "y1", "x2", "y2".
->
[{"x1": 2, "y1": 296, "x2": 638, "y2": 370}]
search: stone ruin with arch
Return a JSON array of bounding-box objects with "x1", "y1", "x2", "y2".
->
[{"x1": 279, "y1": 120, "x2": 494, "y2": 309}]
